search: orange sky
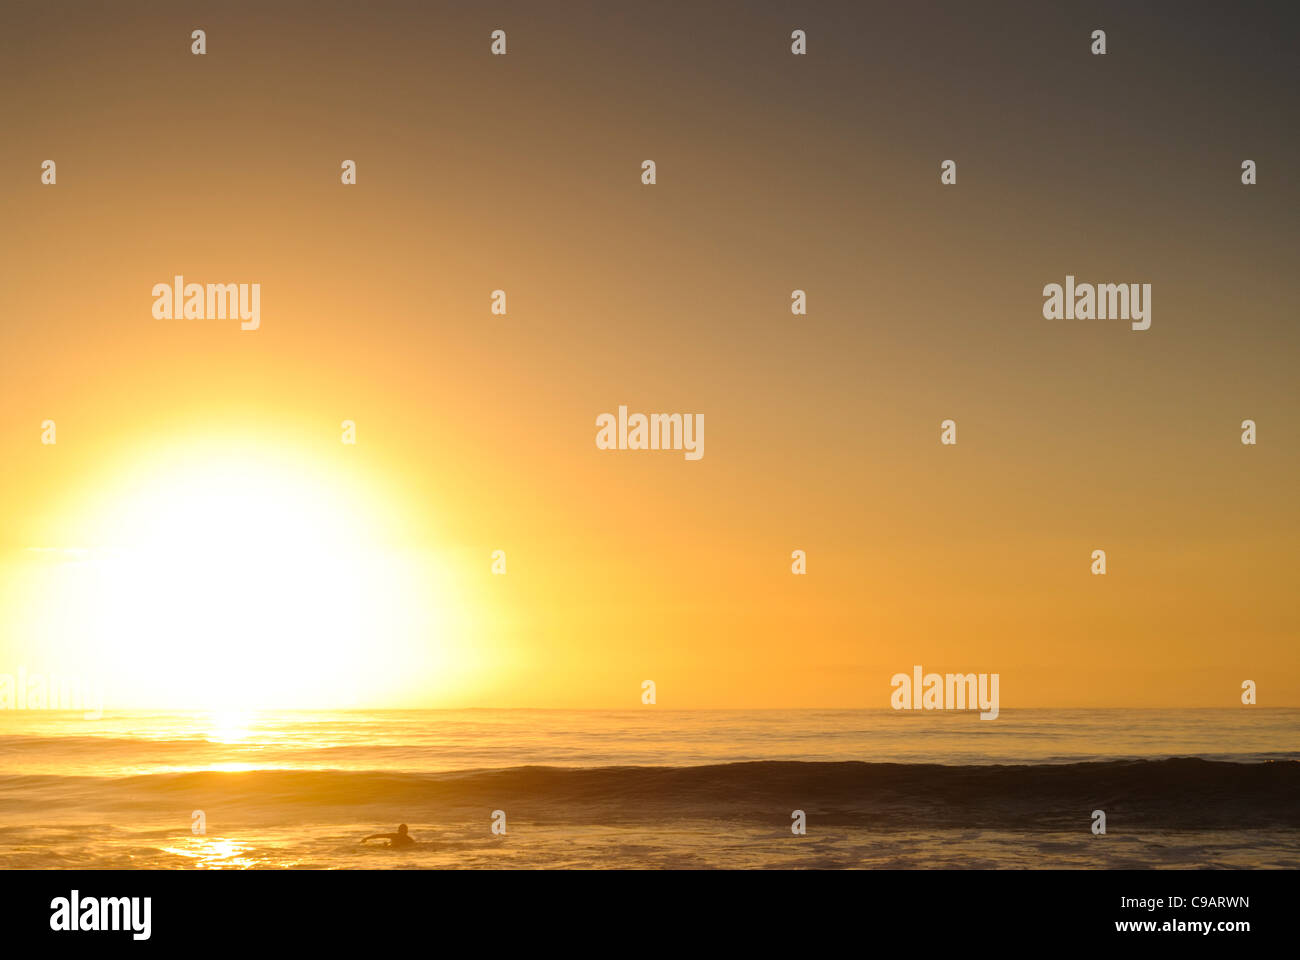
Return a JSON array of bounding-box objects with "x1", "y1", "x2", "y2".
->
[{"x1": 1, "y1": 1, "x2": 1296, "y2": 708}]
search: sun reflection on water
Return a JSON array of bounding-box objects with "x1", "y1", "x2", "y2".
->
[
  {"x1": 203, "y1": 710, "x2": 256, "y2": 744},
  {"x1": 161, "y1": 836, "x2": 258, "y2": 869}
]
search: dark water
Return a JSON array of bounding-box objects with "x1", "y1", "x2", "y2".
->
[{"x1": 2, "y1": 709, "x2": 1297, "y2": 868}]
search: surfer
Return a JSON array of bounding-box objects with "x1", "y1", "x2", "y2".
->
[{"x1": 361, "y1": 824, "x2": 416, "y2": 848}]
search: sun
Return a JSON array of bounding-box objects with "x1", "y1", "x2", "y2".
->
[{"x1": 23, "y1": 436, "x2": 479, "y2": 711}]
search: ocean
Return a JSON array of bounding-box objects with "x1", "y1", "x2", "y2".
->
[{"x1": 1, "y1": 709, "x2": 1297, "y2": 869}]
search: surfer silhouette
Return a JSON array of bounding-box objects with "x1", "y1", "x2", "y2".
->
[{"x1": 361, "y1": 824, "x2": 415, "y2": 848}]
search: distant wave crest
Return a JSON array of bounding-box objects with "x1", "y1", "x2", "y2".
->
[{"x1": 4, "y1": 758, "x2": 1299, "y2": 829}]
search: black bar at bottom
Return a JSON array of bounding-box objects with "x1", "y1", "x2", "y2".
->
[{"x1": 0, "y1": 868, "x2": 1280, "y2": 947}]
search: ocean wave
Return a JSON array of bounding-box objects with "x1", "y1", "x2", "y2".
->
[{"x1": 2, "y1": 758, "x2": 1298, "y2": 829}]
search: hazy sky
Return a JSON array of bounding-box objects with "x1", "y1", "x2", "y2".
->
[{"x1": 1, "y1": 1, "x2": 1296, "y2": 708}]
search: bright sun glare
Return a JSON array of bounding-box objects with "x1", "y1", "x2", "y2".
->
[{"x1": 27, "y1": 440, "x2": 475, "y2": 711}]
